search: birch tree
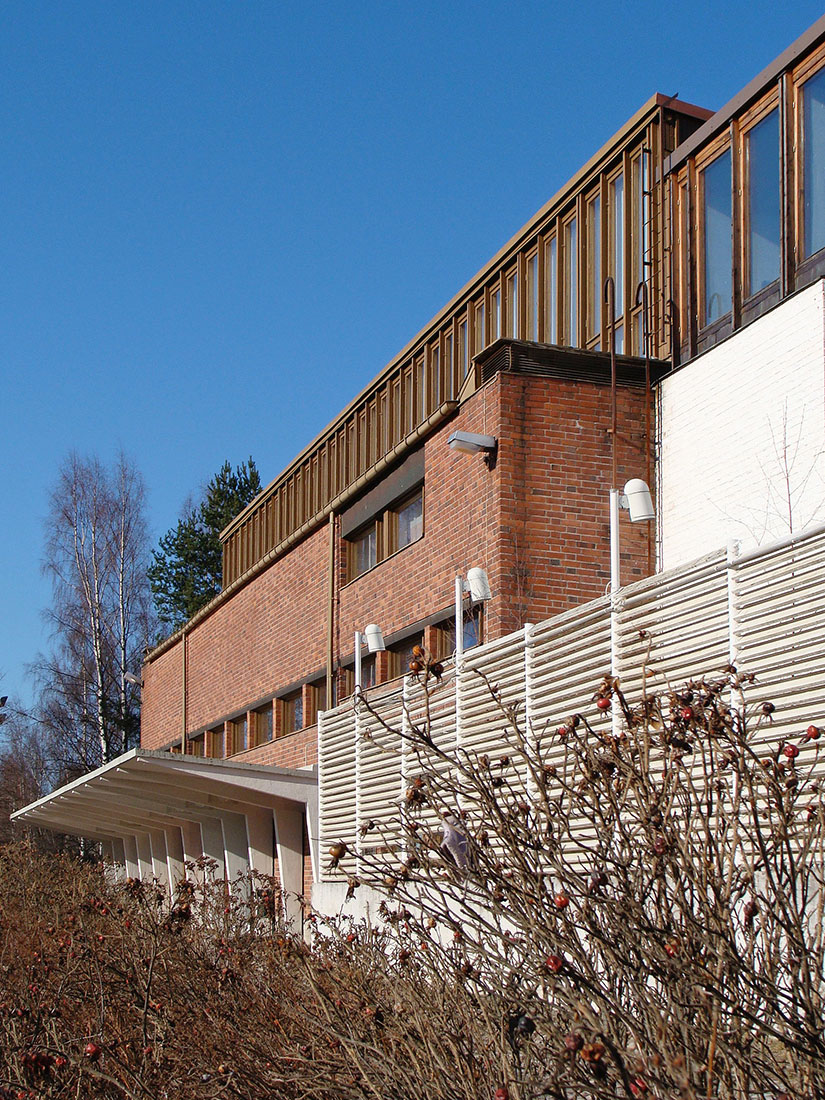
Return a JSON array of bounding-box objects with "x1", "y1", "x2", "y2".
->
[{"x1": 36, "y1": 453, "x2": 153, "y2": 774}]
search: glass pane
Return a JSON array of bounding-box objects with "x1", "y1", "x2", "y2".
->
[
  {"x1": 444, "y1": 333, "x2": 453, "y2": 398},
  {"x1": 545, "y1": 237, "x2": 557, "y2": 344},
  {"x1": 506, "y1": 272, "x2": 517, "y2": 337},
  {"x1": 587, "y1": 195, "x2": 601, "y2": 342},
  {"x1": 527, "y1": 253, "x2": 538, "y2": 340},
  {"x1": 610, "y1": 174, "x2": 624, "y2": 312},
  {"x1": 492, "y1": 290, "x2": 501, "y2": 340},
  {"x1": 256, "y1": 705, "x2": 273, "y2": 743},
  {"x1": 631, "y1": 155, "x2": 644, "y2": 295},
  {"x1": 804, "y1": 67, "x2": 825, "y2": 258},
  {"x1": 475, "y1": 302, "x2": 486, "y2": 352},
  {"x1": 702, "y1": 149, "x2": 732, "y2": 324},
  {"x1": 395, "y1": 491, "x2": 423, "y2": 549},
  {"x1": 354, "y1": 525, "x2": 376, "y2": 576},
  {"x1": 565, "y1": 218, "x2": 577, "y2": 344},
  {"x1": 459, "y1": 321, "x2": 468, "y2": 377},
  {"x1": 614, "y1": 323, "x2": 624, "y2": 355},
  {"x1": 747, "y1": 110, "x2": 780, "y2": 294}
]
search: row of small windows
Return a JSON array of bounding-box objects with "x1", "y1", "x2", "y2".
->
[
  {"x1": 685, "y1": 57, "x2": 825, "y2": 335},
  {"x1": 184, "y1": 608, "x2": 481, "y2": 758},
  {"x1": 347, "y1": 485, "x2": 424, "y2": 581}
]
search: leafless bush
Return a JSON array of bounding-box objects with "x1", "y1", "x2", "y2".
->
[{"x1": 344, "y1": 661, "x2": 825, "y2": 1099}]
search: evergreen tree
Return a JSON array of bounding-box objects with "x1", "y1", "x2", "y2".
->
[{"x1": 148, "y1": 458, "x2": 262, "y2": 634}]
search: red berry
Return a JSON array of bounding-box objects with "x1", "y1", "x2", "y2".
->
[
  {"x1": 805, "y1": 724, "x2": 821, "y2": 740},
  {"x1": 564, "y1": 1032, "x2": 583, "y2": 1051},
  {"x1": 545, "y1": 954, "x2": 564, "y2": 972},
  {"x1": 653, "y1": 836, "x2": 667, "y2": 855},
  {"x1": 664, "y1": 941, "x2": 680, "y2": 958},
  {"x1": 554, "y1": 893, "x2": 570, "y2": 909},
  {"x1": 83, "y1": 1042, "x2": 102, "y2": 1061},
  {"x1": 494, "y1": 1089, "x2": 509, "y2": 1100},
  {"x1": 783, "y1": 743, "x2": 800, "y2": 760},
  {"x1": 679, "y1": 705, "x2": 693, "y2": 721},
  {"x1": 596, "y1": 696, "x2": 611, "y2": 711}
]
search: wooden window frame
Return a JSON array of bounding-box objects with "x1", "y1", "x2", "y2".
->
[{"x1": 345, "y1": 483, "x2": 424, "y2": 582}]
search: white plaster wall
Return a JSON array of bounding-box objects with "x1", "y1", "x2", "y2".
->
[{"x1": 659, "y1": 281, "x2": 825, "y2": 569}]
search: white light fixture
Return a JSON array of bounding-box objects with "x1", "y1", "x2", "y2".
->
[
  {"x1": 609, "y1": 478, "x2": 655, "y2": 594},
  {"x1": 354, "y1": 624, "x2": 386, "y2": 693},
  {"x1": 124, "y1": 672, "x2": 142, "y2": 687},
  {"x1": 455, "y1": 567, "x2": 491, "y2": 661},
  {"x1": 448, "y1": 430, "x2": 498, "y2": 467}
]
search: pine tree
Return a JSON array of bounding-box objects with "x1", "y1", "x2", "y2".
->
[{"x1": 148, "y1": 458, "x2": 262, "y2": 635}]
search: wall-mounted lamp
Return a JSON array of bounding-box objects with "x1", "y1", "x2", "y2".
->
[
  {"x1": 447, "y1": 430, "x2": 498, "y2": 468},
  {"x1": 455, "y1": 567, "x2": 491, "y2": 661},
  {"x1": 609, "y1": 479, "x2": 655, "y2": 593},
  {"x1": 124, "y1": 672, "x2": 142, "y2": 688},
  {"x1": 354, "y1": 624, "x2": 386, "y2": 693}
]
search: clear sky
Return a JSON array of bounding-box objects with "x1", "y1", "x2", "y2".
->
[{"x1": 2, "y1": 2, "x2": 823, "y2": 711}]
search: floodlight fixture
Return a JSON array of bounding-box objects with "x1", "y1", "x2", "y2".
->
[
  {"x1": 354, "y1": 624, "x2": 386, "y2": 693},
  {"x1": 124, "y1": 672, "x2": 142, "y2": 687},
  {"x1": 609, "y1": 478, "x2": 655, "y2": 595},
  {"x1": 447, "y1": 430, "x2": 498, "y2": 468}
]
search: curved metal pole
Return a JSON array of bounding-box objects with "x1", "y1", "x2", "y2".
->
[{"x1": 604, "y1": 275, "x2": 617, "y2": 491}]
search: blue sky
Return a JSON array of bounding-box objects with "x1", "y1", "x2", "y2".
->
[{"x1": 2, "y1": 2, "x2": 823, "y2": 710}]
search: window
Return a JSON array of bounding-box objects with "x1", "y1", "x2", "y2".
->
[
  {"x1": 701, "y1": 148, "x2": 733, "y2": 325},
  {"x1": 492, "y1": 288, "x2": 501, "y2": 340},
  {"x1": 609, "y1": 173, "x2": 625, "y2": 352},
  {"x1": 207, "y1": 725, "x2": 224, "y2": 758},
  {"x1": 526, "y1": 252, "x2": 539, "y2": 341},
  {"x1": 281, "y1": 690, "x2": 303, "y2": 734},
  {"x1": 388, "y1": 633, "x2": 424, "y2": 678},
  {"x1": 346, "y1": 485, "x2": 424, "y2": 580},
  {"x1": 437, "y1": 605, "x2": 482, "y2": 657},
  {"x1": 586, "y1": 193, "x2": 601, "y2": 347},
  {"x1": 745, "y1": 110, "x2": 780, "y2": 295},
  {"x1": 392, "y1": 489, "x2": 423, "y2": 551},
  {"x1": 254, "y1": 703, "x2": 273, "y2": 745},
  {"x1": 230, "y1": 715, "x2": 248, "y2": 755},
  {"x1": 544, "y1": 235, "x2": 558, "y2": 344},
  {"x1": 350, "y1": 522, "x2": 377, "y2": 579},
  {"x1": 188, "y1": 733, "x2": 205, "y2": 758},
  {"x1": 474, "y1": 299, "x2": 486, "y2": 353},
  {"x1": 563, "y1": 217, "x2": 578, "y2": 345},
  {"x1": 459, "y1": 319, "x2": 468, "y2": 377},
  {"x1": 803, "y1": 66, "x2": 825, "y2": 259},
  {"x1": 506, "y1": 269, "x2": 518, "y2": 337},
  {"x1": 443, "y1": 332, "x2": 454, "y2": 398}
]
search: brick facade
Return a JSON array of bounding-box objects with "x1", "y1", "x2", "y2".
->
[{"x1": 140, "y1": 361, "x2": 653, "y2": 763}]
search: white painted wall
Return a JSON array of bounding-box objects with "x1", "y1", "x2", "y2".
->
[{"x1": 658, "y1": 280, "x2": 825, "y2": 569}]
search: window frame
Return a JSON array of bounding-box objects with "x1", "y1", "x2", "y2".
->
[
  {"x1": 695, "y1": 134, "x2": 734, "y2": 333},
  {"x1": 345, "y1": 483, "x2": 424, "y2": 582}
]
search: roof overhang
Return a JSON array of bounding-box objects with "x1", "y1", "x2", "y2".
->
[{"x1": 11, "y1": 749, "x2": 317, "y2": 845}]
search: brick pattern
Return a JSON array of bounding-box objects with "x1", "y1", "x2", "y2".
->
[{"x1": 141, "y1": 368, "x2": 654, "y2": 755}]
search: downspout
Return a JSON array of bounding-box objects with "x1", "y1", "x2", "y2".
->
[
  {"x1": 181, "y1": 626, "x2": 187, "y2": 753},
  {"x1": 326, "y1": 511, "x2": 336, "y2": 710}
]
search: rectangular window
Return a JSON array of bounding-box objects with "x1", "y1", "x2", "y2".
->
[
  {"x1": 430, "y1": 343, "x2": 441, "y2": 409},
  {"x1": 392, "y1": 488, "x2": 423, "y2": 551},
  {"x1": 803, "y1": 67, "x2": 825, "y2": 258},
  {"x1": 443, "y1": 332, "x2": 453, "y2": 398},
  {"x1": 207, "y1": 725, "x2": 224, "y2": 758},
  {"x1": 564, "y1": 217, "x2": 578, "y2": 345},
  {"x1": 586, "y1": 193, "x2": 601, "y2": 346},
  {"x1": 702, "y1": 148, "x2": 733, "y2": 325},
  {"x1": 526, "y1": 252, "x2": 539, "y2": 341},
  {"x1": 545, "y1": 236, "x2": 558, "y2": 344},
  {"x1": 609, "y1": 173, "x2": 624, "y2": 320},
  {"x1": 388, "y1": 633, "x2": 424, "y2": 679},
  {"x1": 459, "y1": 319, "x2": 468, "y2": 378},
  {"x1": 281, "y1": 691, "x2": 303, "y2": 734},
  {"x1": 254, "y1": 703, "x2": 273, "y2": 745},
  {"x1": 437, "y1": 606, "x2": 482, "y2": 657},
  {"x1": 492, "y1": 288, "x2": 501, "y2": 340},
  {"x1": 506, "y1": 270, "x2": 518, "y2": 337},
  {"x1": 746, "y1": 110, "x2": 780, "y2": 295},
  {"x1": 188, "y1": 733, "x2": 205, "y2": 758},
  {"x1": 231, "y1": 716, "x2": 248, "y2": 755},
  {"x1": 346, "y1": 484, "x2": 424, "y2": 580},
  {"x1": 474, "y1": 300, "x2": 486, "y2": 353},
  {"x1": 350, "y1": 522, "x2": 377, "y2": 579}
]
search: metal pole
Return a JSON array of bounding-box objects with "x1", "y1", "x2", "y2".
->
[
  {"x1": 455, "y1": 576, "x2": 464, "y2": 663},
  {"x1": 609, "y1": 489, "x2": 621, "y2": 596},
  {"x1": 354, "y1": 631, "x2": 363, "y2": 695}
]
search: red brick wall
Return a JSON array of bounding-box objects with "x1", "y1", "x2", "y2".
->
[{"x1": 141, "y1": 370, "x2": 652, "y2": 754}]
